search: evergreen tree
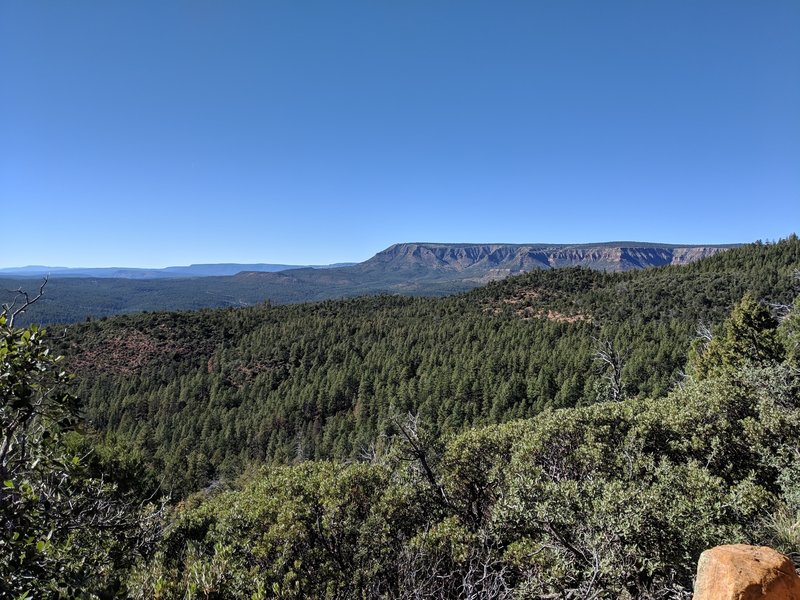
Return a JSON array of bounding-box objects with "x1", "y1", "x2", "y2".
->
[{"x1": 689, "y1": 293, "x2": 784, "y2": 380}]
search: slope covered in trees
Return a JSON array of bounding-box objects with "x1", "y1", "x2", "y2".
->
[
  {"x1": 3, "y1": 237, "x2": 800, "y2": 598},
  {"x1": 119, "y1": 279, "x2": 800, "y2": 598},
  {"x1": 129, "y1": 350, "x2": 800, "y2": 598},
  {"x1": 56, "y1": 237, "x2": 800, "y2": 495}
]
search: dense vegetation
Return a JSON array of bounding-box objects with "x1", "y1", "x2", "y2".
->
[
  {"x1": 0, "y1": 268, "x2": 473, "y2": 327},
  {"x1": 2, "y1": 236, "x2": 800, "y2": 598},
  {"x1": 0, "y1": 313, "x2": 160, "y2": 597},
  {"x1": 129, "y1": 351, "x2": 800, "y2": 598},
  {"x1": 58, "y1": 237, "x2": 800, "y2": 494}
]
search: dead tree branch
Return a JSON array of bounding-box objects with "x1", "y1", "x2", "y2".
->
[
  {"x1": 2, "y1": 276, "x2": 48, "y2": 327},
  {"x1": 592, "y1": 337, "x2": 626, "y2": 402}
]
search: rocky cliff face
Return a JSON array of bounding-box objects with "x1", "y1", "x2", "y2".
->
[{"x1": 364, "y1": 242, "x2": 734, "y2": 278}]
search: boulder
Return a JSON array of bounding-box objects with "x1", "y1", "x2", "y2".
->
[{"x1": 693, "y1": 544, "x2": 800, "y2": 600}]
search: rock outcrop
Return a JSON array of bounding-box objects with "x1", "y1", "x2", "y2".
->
[
  {"x1": 367, "y1": 242, "x2": 736, "y2": 276},
  {"x1": 693, "y1": 544, "x2": 800, "y2": 600}
]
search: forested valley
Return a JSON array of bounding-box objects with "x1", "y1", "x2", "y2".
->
[{"x1": 3, "y1": 236, "x2": 800, "y2": 598}]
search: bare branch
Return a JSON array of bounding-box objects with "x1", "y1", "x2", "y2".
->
[
  {"x1": 766, "y1": 301, "x2": 793, "y2": 322},
  {"x1": 2, "y1": 276, "x2": 48, "y2": 327},
  {"x1": 357, "y1": 442, "x2": 378, "y2": 464},
  {"x1": 391, "y1": 412, "x2": 450, "y2": 506},
  {"x1": 592, "y1": 337, "x2": 626, "y2": 402},
  {"x1": 695, "y1": 321, "x2": 713, "y2": 342}
]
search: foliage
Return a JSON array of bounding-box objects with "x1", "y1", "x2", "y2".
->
[
  {"x1": 4, "y1": 237, "x2": 800, "y2": 597},
  {"x1": 53, "y1": 237, "x2": 800, "y2": 494},
  {"x1": 126, "y1": 361, "x2": 800, "y2": 598},
  {"x1": 688, "y1": 292, "x2": 785, "y2": 379},
  {"x1": 781, "y1": 295, "x2": 800, "y2": 368},
  {"x1": 0, "y1": 315, "x2": 159, "y2": 598},
  {"x1": 124, "y1": 265, "x2": 800, "y2": 598}
]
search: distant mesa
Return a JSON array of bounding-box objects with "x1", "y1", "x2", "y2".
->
[
  {"x1": 361, "y1": 242, "x2": 736, "y2": 279},
  {"x1": 0, "y1": 242, "x2": 736, "y2": 280},
  {"x1": 0, "y1": 240, "x2": 740, "y2": 325}
]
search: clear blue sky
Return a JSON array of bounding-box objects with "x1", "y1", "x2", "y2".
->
[{"x1": 2, "y1": 1, "x2": 799, "y2": 267}]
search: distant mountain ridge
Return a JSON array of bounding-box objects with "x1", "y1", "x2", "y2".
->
[
  {"x1": 1, "y1": 241, "x2": 741, "y2": 325},
  {"x1": 363, "y1": 242, "x2": 735, "y2": 281},
  {"x1": 0, "y1": 262, "x2": 356, "y2": 279}
]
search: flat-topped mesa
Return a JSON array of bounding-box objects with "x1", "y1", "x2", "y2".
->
[{"x1": 366, "y1": 242, "x2": 736, "y2": 274}]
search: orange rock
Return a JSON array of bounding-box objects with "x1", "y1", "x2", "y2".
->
[{"x1": 693, "y1": 544, "x2": 800, "y2": 600}]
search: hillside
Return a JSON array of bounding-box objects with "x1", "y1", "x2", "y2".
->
[
  {"x1": 6, "y1": 237, "x2": 800, "y2": 598},
  {"x1": 56, "y1": 237, "x2": 799, "y2": 495},
  {"x1": 3, "y1": 241, "x2": 737, "y2": 325}
]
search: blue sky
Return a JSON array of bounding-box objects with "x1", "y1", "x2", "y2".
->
[{"x1": 2, "y1": 1, "x2": 799, "y2": 267}]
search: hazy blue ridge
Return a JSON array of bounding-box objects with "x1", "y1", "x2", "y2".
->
[{"x1": 0, "y1": 262, "x2": 357, "y2": 279}]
